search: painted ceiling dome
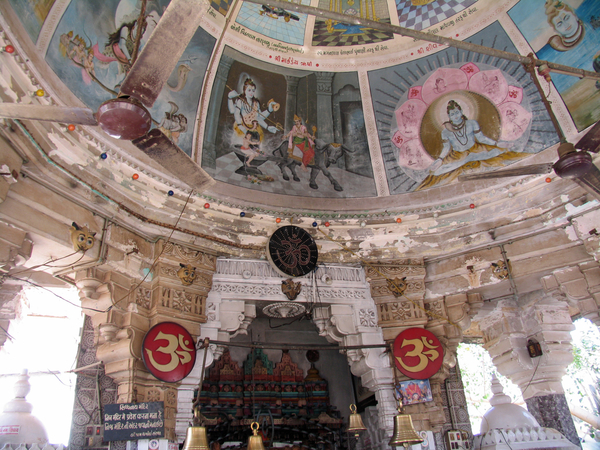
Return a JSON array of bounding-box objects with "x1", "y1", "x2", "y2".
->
[
  {"x1": 480, "y1": 375, "x2": 539, "y2": 433},
  {"x1": 0, "y1": 0, "x2": 598, "y2": 269}
]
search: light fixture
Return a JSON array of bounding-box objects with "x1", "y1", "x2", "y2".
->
[{"x1": 527, "y1": 339, "x2": 543, "y2": 358}]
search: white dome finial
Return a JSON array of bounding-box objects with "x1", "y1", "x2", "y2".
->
[{"x1": 0, "y1": 370, "x2": 49, "y2": 445}]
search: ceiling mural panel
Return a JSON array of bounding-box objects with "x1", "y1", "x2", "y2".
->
[
  {"x1": 508, "y1": 0, "x2": 600, "y2": 132},
  {"x1": 236, "y1": 0, "x2": 310, "y2": 46},
  {"x1": 311, "y1": 0, "x2": 393, "y2": 47},
  {"x1": 8, "y1": 0, "x2": 56, "y2": 43},
  {"x1": 3, "y1": 0, "x2": 599, "y2": 205},
  {"x1": 202, "y1": 47, "x2": 376, "y2": 198},
  {"x1": 395, "y1": 0, "x2": 478, "y2": 31},
  {"x1": 368, "y1": 21, "x2": 559, "y2": 194},
  {"x1": 43, "y1": 0, "x2": 216, "y2": 156},
  {"x1": 211, "y1": 0, "x2": 235, "y2": 17}
]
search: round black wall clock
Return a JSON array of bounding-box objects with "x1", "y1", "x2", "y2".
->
[{"x1": 267, "y1": 225, "x2": 318, "y2": 277}]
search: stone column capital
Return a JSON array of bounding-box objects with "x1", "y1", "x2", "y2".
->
[{"x1": 478, "y1": 294, "x2": 574, "y2": 399}]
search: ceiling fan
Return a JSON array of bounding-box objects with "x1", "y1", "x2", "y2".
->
[
  {"x1": 459, "y1": 64, "x2": 600, "y2": 198},
  {"x1": 0, "y1": 0, "x2": 214, "y2": 193}
]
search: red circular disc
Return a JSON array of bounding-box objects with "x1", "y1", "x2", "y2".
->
[
  {"x1": 142, "y1": 322, "x2": 197, "y2": 382},
  {"x1": 97, "y1": 98, "x2": 152, "y2": 140},
  {"x1": 393, "y1": 328, "x2": 444, "y2": 379}
]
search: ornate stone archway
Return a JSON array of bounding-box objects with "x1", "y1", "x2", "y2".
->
[{"x1": 179, "y1": 258, "x2": 397, "y2": 444}]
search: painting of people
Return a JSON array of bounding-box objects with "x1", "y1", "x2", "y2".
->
[
  {"x1": 368, "y1": 21, "x2": 558, "y2": 194},
  {"x1": 202, "y1": 47, "x2": 375, "y2": 198},
  {"x1": 45, "y1": 0, "x2": 215, "y2": 156},
  {"x1": 397, "y1": 379, "x2": 433, "y2": 405},
  {"x1": 508, "y1": 0, "x2": 600, "y2": 131}
]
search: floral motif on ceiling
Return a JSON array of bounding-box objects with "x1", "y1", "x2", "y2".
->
[{"x1": 368, "y1": 21, "x2": 559, "y2": 194}]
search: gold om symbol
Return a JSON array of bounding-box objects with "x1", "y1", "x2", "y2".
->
[
  {"x1": 396, "y1": 336, "x2": 440, "y2": 373},
  {"x1": 145, "y1": 332, "x2": 195, "y2": 372}
]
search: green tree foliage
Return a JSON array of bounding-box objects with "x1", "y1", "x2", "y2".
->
[
  {"x1": 457, "y1": 343, "x2": 524, "y2": 431},
  {"x1": 564, "y1": 318, "x2": 600, "y2": 438}
]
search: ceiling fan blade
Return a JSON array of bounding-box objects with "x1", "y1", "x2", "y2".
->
[
  {"x1": 572, "y1": 163, "x2": 600, "y2": 200},
  {"x1": 0, "y1": 103, "x2": 97, "y2": 125},
  {"x1": 132, "y1": 129, "x2": 214, "y2": 193},
  {"x1": 575, "y1": 120, "x2": 600, "y2": 154},
  {"x1": 119, "y1": 0, "x2": 209, "y2": 108},
  {"x1": 458, "y1": 163, "x2": 554, "y2": 182}
]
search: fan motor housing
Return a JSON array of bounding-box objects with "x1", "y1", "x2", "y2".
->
[
  {"x1": 96, "y1": 97, "x2": 152, "y2": 141},
  {"x1": 554, "y1": 150, "x2": 593, "y2": 179}
]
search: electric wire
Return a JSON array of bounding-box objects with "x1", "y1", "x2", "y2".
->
[
  {"x1": 5, "y1": 274, "x2": 106, "y2": 312},
  {"x1": 107, "y1": 188, "x2": 194, "y2": 311},
  {"x1": 0, "y1": 323, "x2": 15, "y2": 342},
  {"x1": 521, "y1": 355, "x2": 542, "y2": 396},
  {"x1": 7, "y1": 250, "x2": 83, "y2": 277}
]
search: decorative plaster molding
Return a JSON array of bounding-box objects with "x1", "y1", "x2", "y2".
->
[
  {"x1": 370, "y1": 280, "x2": 424, "y2": 297},
  {"x1": 212, "y1": 282, "x2": 282, "y2": 296},
  {"x1": 162, "y1": 242, "x2": 217, "y2": 269},
  {"x1": 377, "y1": 300, "x2": 426, "y2": 322},
  {"x1": 215, "y1": 258, "x2": 366, "y2": 284},
  {"x1": 359, "y1": 309, "x2": 377, "y2": 327},
  {"x1": 135, "y1": 287, "x2": 152, "y2": 310},
  {"x1": 157, "y1": 287, "x2": 205, "y2": 316}
]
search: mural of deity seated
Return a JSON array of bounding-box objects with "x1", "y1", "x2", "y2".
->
[{"x1": 417, "y1": 100, "x2": 529, "y2": 190}]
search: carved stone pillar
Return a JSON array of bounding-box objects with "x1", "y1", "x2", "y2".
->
[
  {"x1": 478, "y1": 293, "x2": 579, "y2": 446},
  {"x1": 315, "y1": 72, "x2": 335, "y2": 143},
  {"x1": 313, "y1": 304, "x2": 395, "y2": 447},
  {"x1": 75, "y1": 241, "x2": 216, "y2": 442},
  {"x1": 365, "y1": 260, "x2": 481, "y2": 435},
  {"x1": 284, "y1": 75, "x2": 300, "y2": 132}
]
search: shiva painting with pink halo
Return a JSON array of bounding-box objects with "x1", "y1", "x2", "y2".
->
[
  {"x1": 369, "y1": 22, "x2": 558, "y2": 194},
  {"x1": 392, "y1": 63, "x2": 531, "y2": 191}
]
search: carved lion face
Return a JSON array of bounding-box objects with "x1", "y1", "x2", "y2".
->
[
  {"x1": 70, "y1": 222, "x2": 96, "y2": 252},
  {"x1": 491, "y1": 260, "x2": 509, "y2": 280},
  {"x1": 177, "y1": 263, "x2": 197, "y2": 286}
]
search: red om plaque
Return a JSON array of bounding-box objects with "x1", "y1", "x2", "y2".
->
[
  {"x1": 142, "y1": 322, "x2": 196, "y2": 382},
  {"x1": 393, "y1": 327, "x2": 443, "y2": 380}
]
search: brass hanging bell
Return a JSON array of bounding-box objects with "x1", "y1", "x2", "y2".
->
[
  {"x1": 348, "y1": 403, "x2": 367, "y2": 438},
  {"x1": 389, "y1": 413, "x2": 423, "y2": 449},
  {"x1": 183, "y1": 408, "x2": 210, "y2": 450},
  {"x1": 247, "y1": 421, "x2": 266, "y2": 450},
  {"x1": 182, "y1": 425, "x2": 210, "y2": 450}
]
